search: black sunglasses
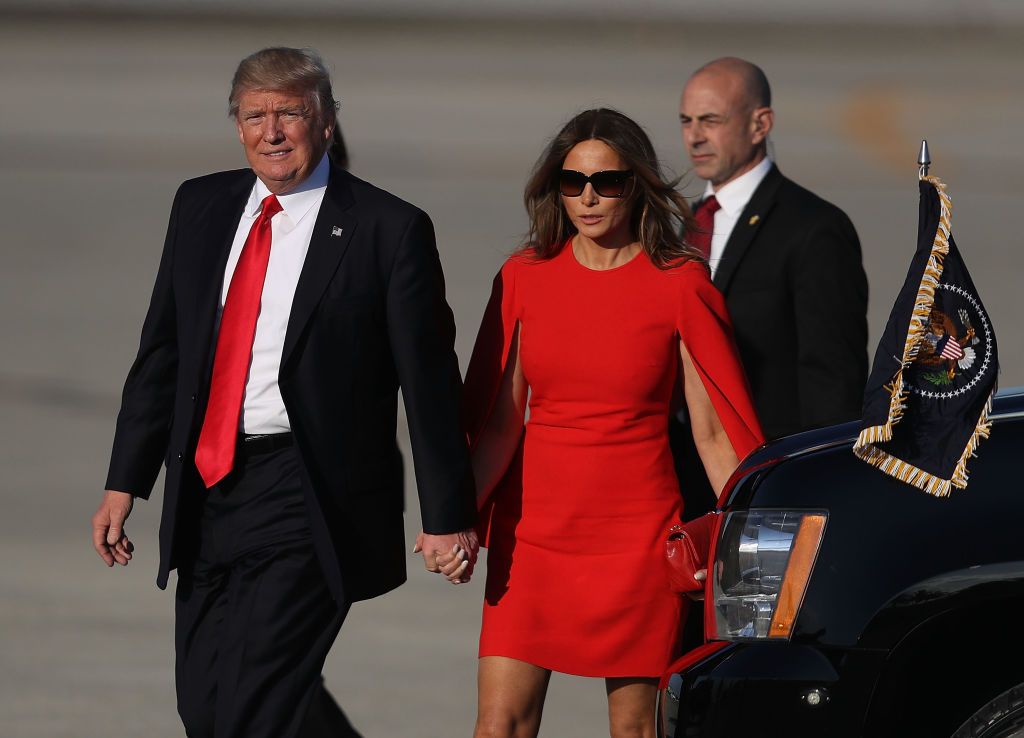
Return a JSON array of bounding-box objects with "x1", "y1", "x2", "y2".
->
[{"x1": 558, "y1": 169, "x2": 634, "y2": 198}]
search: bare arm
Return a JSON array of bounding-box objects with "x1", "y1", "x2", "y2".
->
[
  {"x1": 471, "y1": 323, "x2": 528, "y2": 510},
  {"x1": 679, "y1": 338, "x2": 739, "y2": 499}
]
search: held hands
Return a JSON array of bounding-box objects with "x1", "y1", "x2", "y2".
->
[
  {"x1": 92, "y1": 490, "x2": 135, "y2": 567},
  {"x1": 413, "y1": 529, "x2": 480, "y2": 585}
]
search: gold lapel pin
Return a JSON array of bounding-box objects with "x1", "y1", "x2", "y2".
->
[{"x1": 748, "y1": 215, "x2": 760, "y2": 226}]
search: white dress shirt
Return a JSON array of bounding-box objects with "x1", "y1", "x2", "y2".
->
[
  {"x1": 218, "y1": 154, "x2": 330, "y2": 434},
  {"x1": 702, "y1": 156, "x2": 773, "y2": 278}
]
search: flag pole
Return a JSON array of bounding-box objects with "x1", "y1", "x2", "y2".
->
[{"x1": 917, "y1": 139, "x2": 931, "y2": 179}]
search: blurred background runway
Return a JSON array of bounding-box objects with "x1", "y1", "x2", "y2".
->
[{"x1": 2, "y1": 5, "x2": 1022, "y2": 736}]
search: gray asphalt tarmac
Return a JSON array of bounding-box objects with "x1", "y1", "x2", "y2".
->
[{"x1": 2, "y1": 14, "x2": 1022, "y2": 738}]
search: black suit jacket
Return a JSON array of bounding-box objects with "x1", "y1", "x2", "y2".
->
[
  {"x1": 671, "y1": 164, "x2": 868, "y2": 521},
  {"x1": 709, "y1": 163, "x2": 868, "y2": 439},
  {"x1": 105, "y1": 164, "x2": 477, "y2": 604}
]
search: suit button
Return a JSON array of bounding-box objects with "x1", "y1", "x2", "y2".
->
[
  {"x1": 190, "y1": 393, "x2": 197, "y2": 403},
  {"x1": 176, "y1": 452, "x2": 184, "y2": 463}
]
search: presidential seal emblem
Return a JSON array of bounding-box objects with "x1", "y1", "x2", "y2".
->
[{"x1": 907, "y1": 282, "x2": 994, "y2": 400}]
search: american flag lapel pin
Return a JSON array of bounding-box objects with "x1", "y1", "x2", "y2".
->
[{"x1": 331, "y1": 226, "x2": 344, "y2": 237}]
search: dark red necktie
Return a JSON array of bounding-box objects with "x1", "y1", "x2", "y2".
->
[
  {"x1": 691, "y1": 195, "x2": 721, "y2": 259},
  {"x1": 195, "y1": 194, "x2": 282, "y2": 488}
]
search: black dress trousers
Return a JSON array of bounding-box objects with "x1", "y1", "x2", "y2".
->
[{"x1": 174, "y1": 443, "x2": 349, "y2": 738}]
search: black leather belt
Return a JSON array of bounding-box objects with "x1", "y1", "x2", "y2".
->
[{"x1": 237, "y1": 432, "x2": 293, "y2": 456}]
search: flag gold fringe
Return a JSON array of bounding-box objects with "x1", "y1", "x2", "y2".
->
[{"x1": 852, "y1": 176, "x2": 995, "y2": 497}]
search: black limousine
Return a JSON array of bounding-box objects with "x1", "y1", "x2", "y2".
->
[{"x1": 660, "y1": 387, "x2": 1024, "y2": 738}]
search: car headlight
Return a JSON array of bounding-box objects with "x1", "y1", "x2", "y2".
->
[{"x1": 709, "y1": 510, "x2": 827, "y2": 640}]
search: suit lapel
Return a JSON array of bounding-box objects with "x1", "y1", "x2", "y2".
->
[
  {"x1": 281, "y1": 166, "x2": 357, "y2": 368},
  {"x1": 713, "y1": 163, "x2": 784, "y2": 294},
  {"x1": 192, "y1": 172, "x2": 254, "y2": 385}
]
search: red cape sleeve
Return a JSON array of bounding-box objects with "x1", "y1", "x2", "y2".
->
[
  {"x1": 676, "y1": 262, "x2": 764, "y2": 461},
  {"x1": 462, "y1": 259, "x2": 520, "y2": 545}
]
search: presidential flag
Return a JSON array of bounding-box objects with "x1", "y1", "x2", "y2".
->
[{"x1": 853, "y1": 176, "x2": 998, "y2": 496}]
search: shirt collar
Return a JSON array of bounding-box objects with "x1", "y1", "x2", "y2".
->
[
  {"x1": 702, "y1": 156, "x2": 773, "y2": 216},
  {"x1": 246, "y1": 153, "x2": 331, "y2": 222}
]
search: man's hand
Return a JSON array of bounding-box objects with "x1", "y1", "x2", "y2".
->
[
  {"x1": 92, "y1": 490, "x2": 135, "y2": 567},
  {"x1": 413, "y1": 528, "x2": 479, "y2": 585}
]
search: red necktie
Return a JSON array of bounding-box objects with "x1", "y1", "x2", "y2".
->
[
  {"x1": 195, "y1": 194, "x2": 283, "y2": 488},
  {"x1": 691, "y1": 195, "x2": 721, "y2": 259}
]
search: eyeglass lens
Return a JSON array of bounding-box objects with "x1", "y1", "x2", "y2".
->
[{"x1": 558, "y1": 170, "x2": 633, "y2": 198}]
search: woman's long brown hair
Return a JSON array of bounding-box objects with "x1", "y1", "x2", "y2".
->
[{"x1": 522, "y1": 108, "x2": 702, "y2": 269}]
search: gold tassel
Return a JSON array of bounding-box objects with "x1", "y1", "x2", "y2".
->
[{"x1": 950, "y1": 389, "x2": 995, "y2": 489}]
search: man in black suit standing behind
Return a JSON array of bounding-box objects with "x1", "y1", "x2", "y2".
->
[
  {"x1": 679, "y1": 57, "x2": 868, "y2": 441},
  {"x1": 90, "y1": 47, "x2": 478, "y2": 737}
]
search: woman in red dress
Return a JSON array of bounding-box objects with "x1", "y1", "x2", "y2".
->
[{"x1": 451, "y1": 109, "x2": 763, "y2": 738}]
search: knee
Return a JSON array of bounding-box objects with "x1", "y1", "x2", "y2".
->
[
  {"x1": 474, "y1": 710, "x2": 532, "y2": 738},
  {"x1": 609, "y1": 714, "x2": 655, "y2": 738}
]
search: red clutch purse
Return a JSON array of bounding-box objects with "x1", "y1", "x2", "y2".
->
[{"x1": 665, "y1": 511, "x2": 719, "y2": 593}]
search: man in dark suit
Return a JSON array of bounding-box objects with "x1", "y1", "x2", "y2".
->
[
  {"x1": 679, "y1": 57, "x2": 868, "y2": 441},
  {"x1": 90, "y1": 47, "x2": 478, "y2": 738},
  {"x1": 668, "y1": 57, "x2": 869, "y2": 545}
]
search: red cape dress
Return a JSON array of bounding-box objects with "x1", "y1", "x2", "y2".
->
[{"x1": 463, "y1": 245, "x2": 763, "y2": 677}]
